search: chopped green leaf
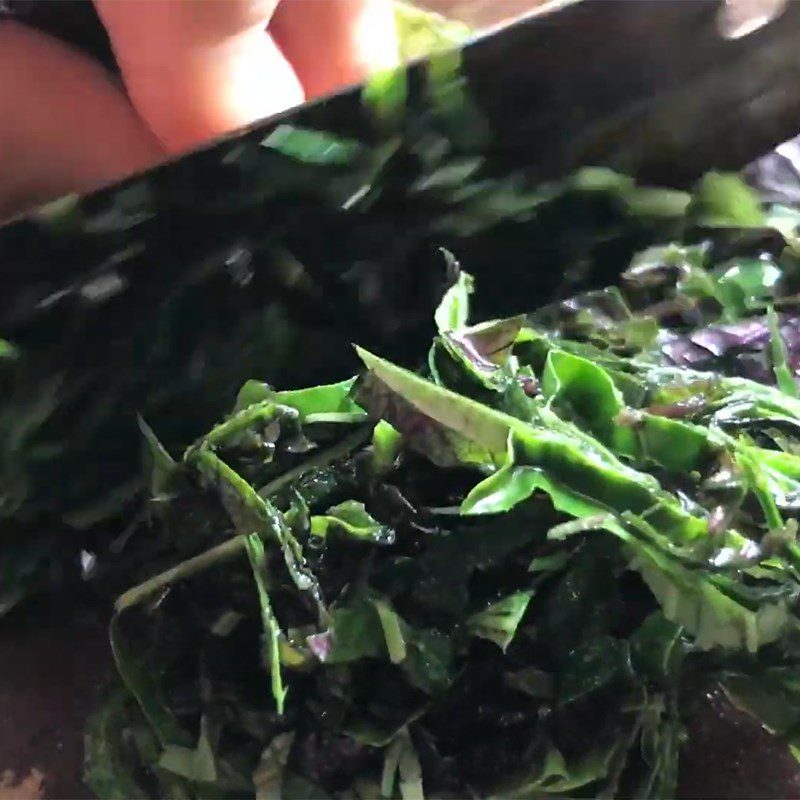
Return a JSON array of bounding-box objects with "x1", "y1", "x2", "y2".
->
[
  {"x1": 94, "y1": 176, "x2": 800, "y2": 800},
  {"x1": 311, "y1": 500, "x2": 393, "y2": 544},
  {"x1": 768, "y1": 307, "x2": 798, "y2": 398},
  {"x1": 434, "y1": 266, "x2": 474, "y2": 333},
  {"x1": 688, "y1": 172, "x2": 765, "y2": 227},
  {"x1": 261, "y1": 125, "x2": 363, "y2": 166},
  {"x1": 253, "y1": 732, "x2": 295, "y2": 800},
  {"x1": 467, "y1": 591, "x2": 532, "y2": 651},
  {"x1": 245, "y1": 533, "x2": 288, "y2": 714},
  {"x1": 0, "y1": 339, "x2": 18, "y2": 360},
  {"x1": 373, "y1": 598, "x2": 408, "y2": 663},
  {"x1": 158, "y1": 716, "x2": 218, "y2": 784}
]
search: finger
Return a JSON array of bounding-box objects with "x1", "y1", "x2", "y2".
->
[
  {"x1": 0, "y1": 21, "x2": 163, "y2": 220},
  {"x1": 271, "y1": 0, "x2": 399, "y2": 98},
  {"x1": 95, "y1": 0, "x2": 304, "y2": 155}
]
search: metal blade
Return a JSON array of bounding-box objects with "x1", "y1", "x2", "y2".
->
[{"x1": 6, "y1": 0, "x2": 800, "y2": 186}]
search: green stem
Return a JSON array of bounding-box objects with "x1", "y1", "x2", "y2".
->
[
  {"x1": 198, "y1": 400, "x2": 295, "y2": 449},
  {"x1": 187, "y1": 445, "x2": 327, "y2": 621},
  {"x1": 257, "y1": 426, "x2": 372, "y2": 498},
  {"x1": 117, "y1": 429, "x2": 370, "y2": 616},
  {"x1": 115, "y1": 534, "x2": 248, "y2": 612},
  {"x1": 188, "y1": 445, "x2": 286, "y2": 536}
]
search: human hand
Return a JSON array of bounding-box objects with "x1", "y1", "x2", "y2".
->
[{"x1": 0, "y1": 0, "x2": 398, "y2": 220}]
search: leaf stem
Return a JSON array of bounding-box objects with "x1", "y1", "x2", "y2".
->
[
  {"x1": 257, "y1": 426, "x2": 372, "y2": 498},
  {"x1": 199, "y1": 400, "x2": 287, "y2": 449},
  {"x1": 115, "y1": 535, "x2": 248, "y2": 612},
  {"x1": 116, "y1": 429, "x2": 369, "y2": 616}
]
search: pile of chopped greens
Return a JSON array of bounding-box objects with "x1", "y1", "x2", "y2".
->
[
  {"x1": 87, "y1": 169, "x2": 800, "y2": 799},
  {"x1": 0, "y1": 1, "x2": 472, "y2": 615},
  {"x1": 393, "y1": 1, "x2": 471, "y2": 62}
]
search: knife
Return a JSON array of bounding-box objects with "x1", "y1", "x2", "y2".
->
[{"x1": 1, "y1": 0, "x2": 800, "y2": 529}]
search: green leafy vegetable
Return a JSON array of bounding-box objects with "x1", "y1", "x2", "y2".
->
[
  {"x1": 467, "y1": 591, "x2": 532, "y2": 651},
  {"x1": 769, "y1": 307, "x2": 799, "y2": 397},
  {"x1": 434, "y1": 265, "x2": 474, "y2": 334},
  {"x1": 87, "y1": 165, "x2": 800, "y2": 799},
  {"x1": 688, "y1": 171, "x2": 765, "y2": 227},
  {"x1": 0, "y1": 339, "x2": 17, "y2": 360},
  {"x1": 261, "y1": 126, "x2": 363, "y2": 166},
  {"x1": 310, "y1": 501, "x2": 392, "y2": 543},
  {"x1": 245, "y1": 533, "x2": 289, "y2": 715},
  {"x1": 393, "y1": 1, "x2": 470, "y2": 62},
  {"x1": 381, "y1": 729, "x2": 424, "y2": 800},
  {"x1": 158, "y1": 716, "x2": 218, "y2": 784}
]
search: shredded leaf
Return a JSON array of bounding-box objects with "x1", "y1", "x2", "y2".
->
[
  {"x1": 88, "y1": 162, "x2": 800, "y2": 800},
  {"x1": 245, "y1": 533, "x2": 289, "y2": 715}
]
